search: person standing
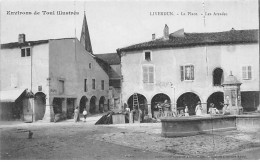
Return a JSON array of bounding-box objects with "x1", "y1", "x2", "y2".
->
[
  {"x1": 195, "y1": 101, "x2": 203, "y2": 116},
  {"x1": 222, "y1": 103, "x2": 230, "y2": 115},
  {"x1": 83, "y1": 108, "x2": 88, "y2": 122},
  {"x1": 184, "y1": 105, "x2": 189, "y2": 116},
  {"x1": 208, "y1": 103, "x2": 219, "y2": 115},
  {"x1": 74, "y1": 106, "x2": 79, "y2": 122}
]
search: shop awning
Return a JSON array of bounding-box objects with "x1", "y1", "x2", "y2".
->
[{"x1": 0, "y1": 89, "x2": 26, "y2": 102}]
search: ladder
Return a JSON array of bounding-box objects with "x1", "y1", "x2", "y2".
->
[{"x1": 132, "y1": 93, "x2": 139, "y2": 110}]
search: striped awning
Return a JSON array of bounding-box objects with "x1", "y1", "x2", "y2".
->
[{"x1": 0, "y1": 89, "x2": 26, "y2": 102}]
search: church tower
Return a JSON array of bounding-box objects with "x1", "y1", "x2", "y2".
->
[{"x1": 80, "y1": 12, "x2": 93, "y2": 54}]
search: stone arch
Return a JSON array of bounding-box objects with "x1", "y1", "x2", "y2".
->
[
  {"x1": 213, "y1": 67, "x2": 224, "y2": 86},
  {"x1": 34, "y1": 92, "x2": 46, "y2": 121},
  {"x1": 99, "y1": 96, "x2": 105, "y2": 113},
  {"x1": 176, "y1": 92, "x2": 201, "y2": 115},
  {"x1": 151, "y1": 93, "x2": 171, "y2": 117},
  {"x1": 207, "y1": 92, "x2": 224, "y2": 112},
  {"x1": 127, "y1": 93, "x2": 148, "y2": 114},
  {"x1": 79, "y1": 96, "x2": 88, "y2": 113},
  {"x1": 89, "y1": 96, "x2": 97, "y2": 114}
]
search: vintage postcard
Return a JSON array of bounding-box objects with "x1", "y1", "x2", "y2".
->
[{"x1": 0, "y1": 0, "x2": 259, "y2": 160}]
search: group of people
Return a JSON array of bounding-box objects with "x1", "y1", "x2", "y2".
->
[
  {"x1": 73, "y1": 106, "x2": 88, "y2": 122},
  {"x1": 165, "y1": 101, "x2": 230, "y2": 117},
  {"x1": 185, "y1": 101, "x2": 230, "y2": 116}
]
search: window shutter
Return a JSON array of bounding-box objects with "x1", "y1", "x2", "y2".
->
[
  {"x1": 26, "y1": 48, "x2": 31, "y2": 56},
  {"x1": 191, "y1": 65, "x2": 194, "y2": 80},
  {"x1": 149, "y1": 66, "x2": 154, "y2": 83},
  {"x1": 143, "y1": 67, "x2": 148, "y2": 83},
  {"x1": 180, "y1": 66, "x2": 184, "y2": 81},
  {"x1": 248, "y1": 66, "x2": 252, "y2": 79},
  {"x1": 21, "y1": 49, "x2": 25, "y2": 57},
  {"x1": 242, "y1": 66, "x2": 247, "y2": 79}
]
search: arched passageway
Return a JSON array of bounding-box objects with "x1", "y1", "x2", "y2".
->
[
  {"x1": 99, "y1": 96, "x2": 105, "y2": 113},
  {"x1": 207, "y1": 92, "x2": 224, "y2": 112},
  {"x1": 127, "y1": 93, "x2": 148, "y2": 115},
  {"x1": 34, "y1": 92, "x2": 46, "y2": 120},
  {"x1": 89, "y1": 96, "x2": 97, "y2": 114},
  {"x1": 213, "y1": 68, "x2": 224, "y2": 86},
  {"x1": 79, "y1": 96, "x2": 88, "y2": 113},
  {"x1": 151, "y1": 93, "x2": 171, "y2": 117},
  {"x1": 177, "y1": 92, "x2": 201, "y2": 115},
  {"x1": 53, "y1": 98, "x2": 63, "y2": 115}
]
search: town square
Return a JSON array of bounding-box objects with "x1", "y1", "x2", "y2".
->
[{"x1": 0, "y1": 0, "x2": 259, "y2": 160}]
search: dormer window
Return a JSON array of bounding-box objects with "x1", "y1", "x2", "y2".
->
[
  {"x1": 145, "y1": 51, "x2": 151, "y2": 61},
  {"x1": 21, "y1": 47, "x2": 31, "y2": 57}
]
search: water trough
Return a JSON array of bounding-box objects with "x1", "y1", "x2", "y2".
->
[{"x1": 161, "y1": 114, "x2": 260, "y2": 137}]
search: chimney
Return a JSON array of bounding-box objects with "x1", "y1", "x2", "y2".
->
[
  {"x1": 18, "y1": 34, "x2": 26, "y2": 43},
  {"x1": 152, "y1": 33, "x2": 156, "y2": 40},
  {"x1": 163, "y1": 24, "x2": 169, "y2": 39}
]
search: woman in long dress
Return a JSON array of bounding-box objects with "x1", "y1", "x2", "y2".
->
[
  {"x1": 74, "y1": 106, "x2": 79, "y2": 122},
  {"x1": 208, "y1": 103, "x2": 219, "y2": 115},
  {"x1": 195, "y1": 101, "x2": 203, "y2": 116}
]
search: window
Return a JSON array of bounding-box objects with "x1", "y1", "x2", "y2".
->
[
  {"x1": 213, "y1": 68, "x2": 224, "y2": 86},
  {"x1": 21, "y1": 49, "x2": 25, "y2": 57},
  {"x1": 89, "y1": 63, "x2": 92, "y2": 69},
  {"x1": 84, "y1": 79, "x2": 87, "y2": 92},
  {"x1": 26, "y1": 48, "x2": 31, "y2": 56},
  {"x1": 101, "y1": 80, "x2": 104, "y2": 90},
  {"x1": 21, "y1": 48, "x2": 31, "y2": 57},
  {"x1": 92, "y1": 79, "x2": 95, "y2": 90},
  {"x1": 180, "y1": 65, "x2": 194, "y2": 81},
  {"x1": 242, "y1": 66, "x2": 252, "y2": 80},
  {"x1": 143, "y1": 65, "x2": 154, "y2": 83},
  {"x1": 59, "y1": 80, "x2": 64, "y2": 94},
  {"x1": 145, "y1": 51, "x2": 151, "y2": 61}
]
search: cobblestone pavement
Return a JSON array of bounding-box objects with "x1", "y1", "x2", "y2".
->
[
  {"x1": 94, "y1": 123, "x2": 260, "y2": 158},
  {"x1": 1, "y1": 116, "x2": 260, "y2": 160}
]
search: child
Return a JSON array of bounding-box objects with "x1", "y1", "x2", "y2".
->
[{"x1": 83, "y1": 109, "x2": 88, "y2": 122}]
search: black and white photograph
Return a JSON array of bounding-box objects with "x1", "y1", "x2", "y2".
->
[{"x1": 0, "y1": 0, "x2": 259, "y2": 160}]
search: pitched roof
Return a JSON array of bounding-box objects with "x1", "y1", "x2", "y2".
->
[
  {"x1": 118, "y1": 29, "x2": 259, "y2": 52},
  {"x1": 94, "y1": 57, "x2": 110, "y2": 75},
  {"x1": 0, "y1": 38, "x2": 75, "y2": 49},
  {"x1": 95, "y1": 53, "x2": 120, "y2": 65}
]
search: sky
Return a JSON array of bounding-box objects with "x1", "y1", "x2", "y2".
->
[{"x1": 1, "y1": 0, "x2": 259, "y2": 54}]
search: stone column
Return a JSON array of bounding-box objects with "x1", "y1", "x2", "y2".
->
[
  {"x1": 147, "y1": 104, "x2": 152, "y2": 118},
  {"x1": 201, "y1": 102, "x2": 207, "y2": 114},
  {"x1": 43, "y1": 96, "x2": 54, "y2": 122},
  {"x1": 29, "y1": 98, "x2": 35, "y2": 122}
]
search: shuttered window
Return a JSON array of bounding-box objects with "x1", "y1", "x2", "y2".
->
[
  {"x1": 180, "y1": 66, "x2": 184, "y2": 81},
  {"x1": 242, "y1": 66, "x2": 252, "y2": 80},
  {"x1": 143, "y1": 66, "x2": 154, "y2": 83},
  {"x1": 180, "y1": 65, "x2": 194, "y2": 81}
]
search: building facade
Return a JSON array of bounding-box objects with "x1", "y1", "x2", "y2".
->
[
  {"x1": 117, "y1": 26, "x2": 259, "y2": 117},
  {"x1": 0, "y1": 15, "x2": 109, "y2": 122},
  {"x1": 96, "y1": 53, "x2": 121, "y2": 111}
]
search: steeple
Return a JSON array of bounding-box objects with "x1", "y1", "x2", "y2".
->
[{"x1": 80, "y1": 12, "x2": 93, "y2": 54}]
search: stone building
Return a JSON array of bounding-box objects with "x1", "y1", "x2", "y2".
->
[
  {"x1": 0, "y1": 14, "x2": 109, "y2": 122},
  {"x1": 96, "y1": 53, "x2": 121, "y2": 110},
  {"x1": 117, "y1": 25, "x2": 259, "y2": 117}
]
